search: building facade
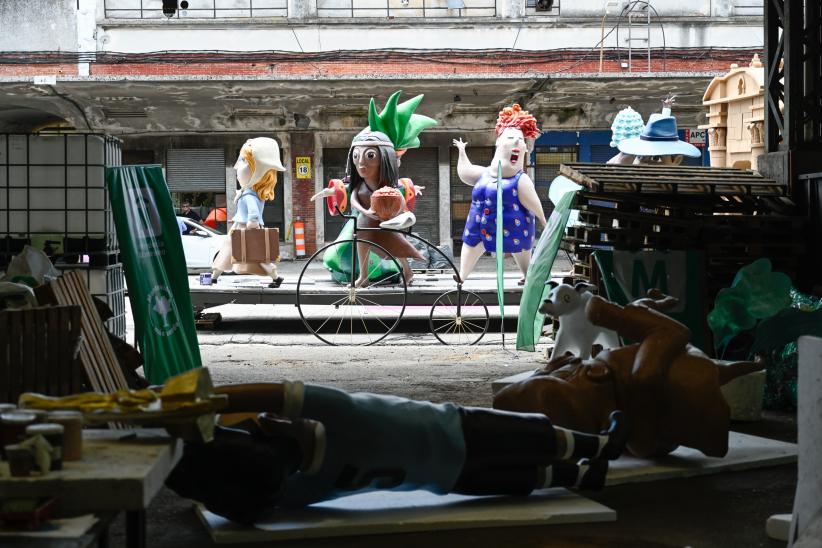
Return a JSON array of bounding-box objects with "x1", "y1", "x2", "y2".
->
[{"x1": 1, "y1": 0, "x2": 762, "y2": 255}]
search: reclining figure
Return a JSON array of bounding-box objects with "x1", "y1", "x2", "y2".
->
[
  {"x1": 494, "y1": 289, "x2": 762, "y2": 459},
  {"x1": 167, "y1": 381, "x2": 628, "y2": 524}
]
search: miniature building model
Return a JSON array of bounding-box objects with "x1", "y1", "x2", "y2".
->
[{"x1": 701, "y1": 54, "x2": 765, "y2": 171}]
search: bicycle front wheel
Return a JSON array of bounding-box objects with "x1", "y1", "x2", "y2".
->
[
  {"x1": 429, "y1": 289, "x2": 489, "y2": 345},
  {"x1": 296, "y1": 238, "x2": 407, "y2": 346}
]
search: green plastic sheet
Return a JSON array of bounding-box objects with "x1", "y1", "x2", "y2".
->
[
  {"x1": 106, "y1": 165, "x2": 202, "y2": 384},
  {"x1": 516, "y1": 176, "x2": 580, "y2": 351}
]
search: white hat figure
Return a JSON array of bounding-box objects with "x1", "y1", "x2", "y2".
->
[
  {"x1": 245, "y1": 137, "x2": 285, "y2": 187},
  {"x1": 617, "y1": 111, "x2": 701, "y2": 158}
]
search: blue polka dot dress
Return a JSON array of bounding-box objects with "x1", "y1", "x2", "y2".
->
[{"x1": 462, "y1": 170, "x2": 536, "y2": 253}]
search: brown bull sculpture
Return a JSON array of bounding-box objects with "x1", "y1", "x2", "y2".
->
[{"x1": 494, "y1": 290, "x2": 761, "y2": 458}]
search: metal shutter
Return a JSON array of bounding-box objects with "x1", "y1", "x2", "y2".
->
[
  {"x1": 399, "y1": 147, "x2": 439, "y2": 243},
  {"x1": 166, "y1": 149, "x2": 225, "y2": 192}
]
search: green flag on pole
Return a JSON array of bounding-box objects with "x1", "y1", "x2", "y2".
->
[
  {"x1": 495, "y1": 161, "x2": 506, "y2": 346},
  {"x1": 516, "y1": 176, "x2": 581, "y2": 351},
  {"x1": 106, "y1": 165, "x2": 202, "y2": 384}
]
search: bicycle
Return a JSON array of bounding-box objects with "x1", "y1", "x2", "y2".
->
[{"x1": 296, "y1": 207, "x2": 490, "y2": 346}]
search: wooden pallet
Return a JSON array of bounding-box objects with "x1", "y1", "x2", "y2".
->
[
  {"x1": 561, "y1": 163, "x2": 786, "y2": 197},
  {"x1": 195, "y1": 312, "x2": 222, "y2": 330},
  {"x1": 0, "y1": 306, "x2": 83, "y2": 403},
  {"x1": 35, "y1": 271, "x2": 130, "y2": 394}
]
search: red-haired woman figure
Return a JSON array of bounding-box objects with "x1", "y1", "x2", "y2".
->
[{"x1": 453, "y1": 104, "x2": 547, "y2": 284}]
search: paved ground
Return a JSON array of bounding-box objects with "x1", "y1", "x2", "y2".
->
[{"x1": 108, "y1": 253, "x2": 798, "y2": 547}]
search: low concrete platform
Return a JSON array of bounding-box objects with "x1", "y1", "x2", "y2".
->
[
  {"x1": 189, "y1": 271, "x2": 530, "y2": 310},
  {"x1": 197, "y1": 488, "x2": 615, "y2": 544}
]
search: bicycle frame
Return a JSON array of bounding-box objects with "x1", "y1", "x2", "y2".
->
[{"x1": 335, "y1": 205, "x2": 466, "y2": 316}]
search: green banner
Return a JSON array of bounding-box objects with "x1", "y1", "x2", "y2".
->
[
  {"x1": 496, "y1": 161, "x2": 505, "y2": 344},
  {"x1": 106, "y1": 165, "x2": 201, "y2": 384},
  {"x1": 516, "y1": 177, "x2": 580, "y2": 351}
]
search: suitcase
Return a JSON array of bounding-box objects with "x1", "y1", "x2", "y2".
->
[{"x1": 231, "y1": 227, "x2": 280, "y2": 264}]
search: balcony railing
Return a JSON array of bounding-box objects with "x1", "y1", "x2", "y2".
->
[
  {"x1": 316, "y1": 0, "x2": 496, "y2": 18},
  {"x1": 103, "y1": 0, "x2": 288, "y2": 19}
]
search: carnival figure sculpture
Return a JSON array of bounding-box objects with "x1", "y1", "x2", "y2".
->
[
  {"x1": 312, "y1": 91, "x2": 436, "y2": 286},
  {"x1": 494, "y1": 289, "x2": 762, "y2": 459},
  {"x1": 166, "y1": 380, "x2": 628, "y2": 525},
  {"x1": 453, "y1": 104, "x2": 547, "y2": 284},
  {"x1": 211, "y1": 137, "x2": 286, "y2": 287},
  {"x1": 616, "y1": 95, "x2": 701, "y2": 166}
]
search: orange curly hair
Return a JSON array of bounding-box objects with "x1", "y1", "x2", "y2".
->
[{"x1": 495, "y1": 104, "x2": 540, "y2": 139}]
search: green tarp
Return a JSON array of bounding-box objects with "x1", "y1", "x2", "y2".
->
[
  {"x1": 516, "y1": 176, "x2": 580, "y2": 351},
  {"x1": 106, "y1": 165, "x2": 202, "y2": 384}
]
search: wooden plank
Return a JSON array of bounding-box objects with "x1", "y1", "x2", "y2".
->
[
  {"x1": 61, "y1": 273, "x2": 117, "y2": 393},
  {"x1": 65, "y1": 272, "x2": 129, "y2": 391},
  {"x1": 49, "y1": 305, "x2": 63, "y2": 395},
  {"x1": 21, "y1": 311, "x2": 34, "y2": 399},
  {"x1": 0, "y1": 312, "x2": 8, "y2": 402},
  {"x1": 66, "y1": 306, "x2": 84, "y2": 394},
  {"x1": 9, "y1": 311, "x2": 23, "y2": 403},
  {"x1": 52, "y1": 280, "x2": 107, "y2": 393},
  {"x1": 563, "y1": 163, "x2": 780, "y2": 180},
  {"x1": 66, "y1": 272, "x2": 129, "y2": 391},
  {"x1": 33, "y1": 308, "x2": 48, "y2": 395}
]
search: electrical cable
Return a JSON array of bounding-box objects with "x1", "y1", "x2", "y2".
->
[{"x1": 0, "y1": 47, "x2": 759, "y2": 69}]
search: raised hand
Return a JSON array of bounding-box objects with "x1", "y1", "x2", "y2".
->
[
  {"x1": 310, "y1": 188, "x2": 335, "y2": 202},
  {"x1": 414, "y1": 185, "x2": 425, "y2": 196},
  {"x1": 452, "y1": 138, "x2": 468, "y2": 151}
]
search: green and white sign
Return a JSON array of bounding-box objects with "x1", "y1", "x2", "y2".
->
[
  {"x1": 594, "y1": 249, "x2": 706, "y2": 350},
  {"x1": 107, "y1": 165, "x2": 201, "y2": 384}
]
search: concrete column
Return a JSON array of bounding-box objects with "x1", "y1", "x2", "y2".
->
[
  {"x1": 289, "y1": 0, "x2": 317, "y2": 19},
  {"x1": 290, "y1": 132, "x2": 318, "y2": 255},
  {"x1": 76, "y1": 0, "x2": 97, "y2": 77},
  {"x1": 438, "y1": 144, "x2": 452, "y2": 246},
  {"x1": 314, "y1": 132, "x2": 325, "y2": 245},
  {"x1": 280, "y1": 133, "x2": 293, "y2": 259}
]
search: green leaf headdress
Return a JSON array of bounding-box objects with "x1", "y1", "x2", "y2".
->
[{"x1": 366, "y1": 91, "x2": 438, "y2": 152}]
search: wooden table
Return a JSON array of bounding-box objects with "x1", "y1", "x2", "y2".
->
[{"x1": 1, "y1": 429, "x2": 182, "y2": 548}]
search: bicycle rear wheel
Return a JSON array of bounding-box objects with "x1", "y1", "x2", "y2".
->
[
  {"x1": 296, "y1": 238, "x2": 407, "y2": 346},
  {"x1": 429, "y1": 289, "x2": 489, "y2": 345}
]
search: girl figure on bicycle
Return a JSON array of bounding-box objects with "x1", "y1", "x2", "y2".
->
[{"x1": 312, "y1": 91, "x2": 437, "y2": 286}]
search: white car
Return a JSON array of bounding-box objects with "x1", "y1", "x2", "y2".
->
[{"x1": 177, "y1": 217, "x2": 231, "y2": 273}]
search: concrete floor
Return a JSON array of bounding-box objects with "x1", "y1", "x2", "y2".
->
[{"x1": 110, "y1": 254, "x2": 798, "y2": 547}]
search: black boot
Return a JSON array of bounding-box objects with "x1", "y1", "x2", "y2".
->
[
  {"x1": 576, "y1": 458, "x2": 609, "y2": 490},
  {"x1": 599, "y1": 410, "x2": 629, "y2": 460}
]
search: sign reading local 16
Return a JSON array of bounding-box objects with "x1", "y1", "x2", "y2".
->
[{"x1": 296, "y1": 156, "x2": 312, "y2": 179}]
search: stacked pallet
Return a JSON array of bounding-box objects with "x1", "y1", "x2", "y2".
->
[
  {"x1": 35, "y1": 270, "x2": 130, "y2": 394},
  {"x1": 558, "y1": 163, "x2": 804, "y2": 300}
]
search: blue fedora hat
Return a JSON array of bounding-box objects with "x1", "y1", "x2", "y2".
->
[{"x1": 617, "y1": 112, "x2": 701, "y2": 158}]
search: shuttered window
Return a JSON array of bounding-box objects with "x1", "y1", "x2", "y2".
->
[{"x1": 166, "y1": 149, "x2": 226, "y2": 192}]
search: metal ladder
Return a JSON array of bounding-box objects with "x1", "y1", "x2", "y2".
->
[{"x1": 624, "y1": 1, "x2": 652, "y2": 72}]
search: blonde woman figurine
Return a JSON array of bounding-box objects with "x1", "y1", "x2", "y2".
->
[{"x1": 211, "y1": 137, "x2": 286, "y2": 286}]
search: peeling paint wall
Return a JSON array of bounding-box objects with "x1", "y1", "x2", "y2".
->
[{"x1": 0, "y1": 0, "x2": 78, "y2": 51}]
